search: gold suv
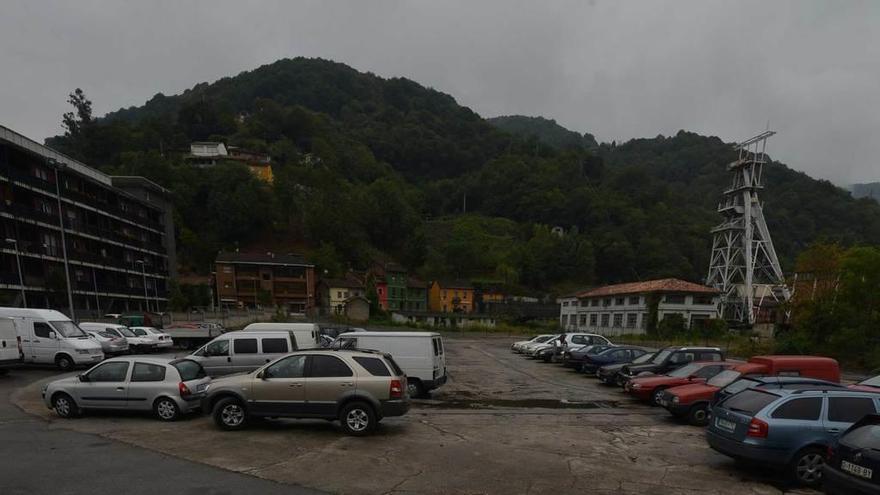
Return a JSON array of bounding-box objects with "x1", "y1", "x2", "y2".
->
[{"x1": 202, "y1": 349, "x2": 409, "y2": 435}]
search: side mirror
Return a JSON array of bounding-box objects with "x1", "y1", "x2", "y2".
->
[
  {"x1": 78, "y1": 374, "x2": 88, "y2": 382},
  {"x1": 49, "y1": 331, "x2": 57, "y2": 340},
  {"x1": 257, "y1": 371, "x2": 268, "y2": 380}
]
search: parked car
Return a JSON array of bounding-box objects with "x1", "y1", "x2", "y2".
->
[
  {"x1": 335, "y1": 331, "x2": 447, "y2": 397},
  {"x1": 541, "y1": 333, "x2": 611, "y2": 363},
  {"x1": 0, "y1": 308, "x2": 104, "y2": 370},
  {"x1": 511, "y1": 335, "x2": 542, "y2": 353},
  {"x1": 579, "y1": 346, "x2": 649, "y2": 374},
  {"x1": 708, "y1": 388, "x2": 880, "y2": 486},
  {"x1": 0, "y1": 317, "x2": 22, "y2": 374},
  {"x1": 714, "y1": 376, "x2": 844, "y2": 406},
  {"x1": 520, "y1": 334, "x2": 562, "y2": 356},
  {"x1": 84, "y1": 329, "x2": 130, "y2": 356},
  {"x1": 663, "y1": 356, "x2": 841, "y2": 426},
  {"x1": 561, "y1": 344, "x2": 614, "y2": 369},
  {"x1": 596, "y1": 351, "x2": 658, "y2": 385},
  {"x1": 79, "y1": 322, "x2": 156, "y2": 354},
  {"x1": 627, "y1": 361, "x2": 739, "y2": 406},
  {"x1": 42, "y1": 356, "x2": 210, "y2": 421},
  {"x1": 848, "y1": 375, "x2": 880, "y2": 394},
  {"x1": 189, "y1": 330, "x2": 297, "y2": 376},
  {"x1": 130, "y1": 326, "x2": 174, "y2": 350},
  {"x1": 824, "y1": 414, "x2": 880, "y2": 495},
  {"x1": 616, "y1": 346, "x2": 724, "y2": 386},
  {"x1": 240, "y1": 322, "x2": 321, "y2": 349},
  {"x1": 202, "y1": 349, "x2": 410, "y2": 435}
]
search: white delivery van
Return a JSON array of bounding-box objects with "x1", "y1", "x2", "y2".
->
[
  {"x1": 335, "y1": 331, "x2": 447, "y2": 397},
  {"x1": 240, "y1": 322, "x2": 320, "y2": 349},
  {"x1": 0, "y1": 317, "x2": 22, "y2": 373},
  {"x1": 188, "y1": 330, "x2": 297, "y2": 376},
  {"x1": 0, "y1": 308, "x2": 104, "y2": 370}
]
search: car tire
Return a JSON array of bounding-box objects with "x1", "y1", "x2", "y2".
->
[
  {"x1": 52, "y1": 392, "x2": 79, "y2": 418},
  {"x1": 686, "y1": 404, "x2": 710, "y2": 426},
  {"x1": 407, "y1": 379, "x2": 425, "y2": 399},
  {"x1": 153, "y1": 397, "x2": 180, "y2": 421},
  {"x1": 790, "y1": 446, "x2": 826, "y2": 487},
  {"x1": 213, "y1": 397, "x2": 248, "y2": 430},
  {"x1": 339, "y1": 401, "x2": 376, "y2": 436},
  {"x1": 56, "y1": 354, "x2": 74, "y2": 371},
  {"x1": 650, "y1": 387, "x2": 667, "y2": 406}
]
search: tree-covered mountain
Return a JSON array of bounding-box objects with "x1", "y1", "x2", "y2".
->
[
  {"x1": 488, "y1": 115, "x2": 598, "y2": 150},
  {"x1": 44, "y1": 57, "x2": 880, "y2": 295}
]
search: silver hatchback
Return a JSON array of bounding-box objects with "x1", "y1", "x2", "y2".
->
[
  {"x1": 42, "y1": 356, "x2": 211, "y2": 421},
  {"x1": 86, "y1": 330, "x2": 130, "y2": 355}
]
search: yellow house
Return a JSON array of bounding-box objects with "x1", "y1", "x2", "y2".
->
[{"x1": 428, "y1": 280, "x2": 475, "y2": 313}]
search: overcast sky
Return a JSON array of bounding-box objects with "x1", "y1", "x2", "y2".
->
[{"x1": 2, "y1": 0, "x2": 878, "y2": 184}]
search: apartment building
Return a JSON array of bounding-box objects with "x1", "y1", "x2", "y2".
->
[
  {"x1": 214, "y1": 251, "x2": 315, "y2": 312},
  {"x1": 0, "y1": 125, "x2": 174, "y2": 315},
  {"x1": 563, "y1": 278, "x2": 719, "y2": 335}
]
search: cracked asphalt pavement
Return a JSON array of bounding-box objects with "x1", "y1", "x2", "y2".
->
[{"x1": 8, "y1": 336, "x2": 819, "y2": 494}]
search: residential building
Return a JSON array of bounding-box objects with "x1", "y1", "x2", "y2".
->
[
  {"x1": 428, "y1": 280, "x2": 475, "y2": 313},
  {"x1": 228, "y1": 147, "x2": 274, "y2": 183},
  {"x1": 557, "y1": 294, "x2": 579, "y2": 330},
  {"x1": 368, "y1": 261, "x2": 427, "y2": 312},
  {"x1": 185, "y1": 142, "x2": 273, "y2": 183},
  {"x1": 0, "y1": 124, "x2": 174, "y2": 315},
  {"x1": 405, "y1": 277, "x2": 428, "y2": 312},
  {"x1": 318, "y1": 274, "x2": 366, "y2": 316},
  {"x1": 214, "y1": 251, "x2": 315, "y2": 312},
  {"x1": 343, "y1": 296, "x2": 369, "y2": 322},
  {"x1": 566, "y1": 278, "x2": 719, "y2": 336}
]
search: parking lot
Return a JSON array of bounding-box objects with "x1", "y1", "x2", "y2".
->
[{"x1": 9, "y1": 335, "x2": 816, "y2": 494}]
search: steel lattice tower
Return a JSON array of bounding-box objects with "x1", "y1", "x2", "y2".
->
[{"x1": 706, "y1": 131, "x2": 790, "y2": 326}]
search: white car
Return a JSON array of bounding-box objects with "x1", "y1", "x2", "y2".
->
[
  {"x1": 131, "y1": 326, "x2": 174, "y2": 349},
  {"x1": 513, "y1": 334, "x2": 555, "y2": 354},
  {"x1": 520, "y1": 334, "x2": 562, "y2": 356},
  {"x1": 79, "y1": 323, "x2": 157, "y2": 353},
  {"x1": 85, "y1": 330, "x2": 130, "y2": 355}
]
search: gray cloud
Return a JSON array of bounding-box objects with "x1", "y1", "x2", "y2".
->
[{"x1": 2, "y1": 0, "x2": 878, "y2": 183}]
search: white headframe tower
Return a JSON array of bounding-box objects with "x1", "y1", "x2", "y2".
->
[{"x1": 706, "y1": 131, "x2": 790, "y2": 326}]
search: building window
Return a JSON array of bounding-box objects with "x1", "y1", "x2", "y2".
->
[
  {"x1": 562, "y1": 301, "x2": 570, "y2": 307},
  {"x1": 626, "y1": 313, "x2": 637, "y2": 328},
  {"x1": 591, "y1": 299, "x2": 599, "y2": 307},
  {"x1": 629, "y1": 296, "x2": 640, "y2": 305},
  {"x1": 615, "y1": 297, "x2": 625, "y2": 306},
  {"x1": 261, "y1": 273, "x2": 270, "y2": 281},
  {"x1": 222, "y1": 266, "x2": 232, "y2": 273},
  {"x1": 589, "y1": 314, "x2": 598, "y2": 327},
  {"x1": 603, "y1": 298, "x2": 612, "y2": 307},
  {"x1": 664, "y1": 294, "x2": 686, "y2": 304},
  {"x1": 600, "y1": 314, "x2": 610, "y2": 327},
  {"x1": 578, "y1": 315, "x2": 587, "y2": 327},
  {"x1": 34, "y1": 166, "x2": 50, "y2": 181},
  {"x1": 693, "y1": 295, "x2": 714, "y2": 305},
  {"x1": 613, "y1": 314, "x2": 623, "y2": 328},
  {"x1": 337, "y1": 291, "x2": 343, "y2": 299}
]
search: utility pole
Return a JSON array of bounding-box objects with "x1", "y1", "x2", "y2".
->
[
  {"x1": 136, "y1": 260, "x2": 149, "y2": 312},
  {"x1": 92, "y1": 267, "x2": 101, "y2": 315},
  {"x1": 5, "y1": 238, "x2": 26, "y2": 307},
  {"x1": 50, "y1": 159, "x2": 75, "y2": 320}
]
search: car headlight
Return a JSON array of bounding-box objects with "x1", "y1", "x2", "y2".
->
[{"x1": 631, "y1": 383, "x2": 642, "y2": 389}]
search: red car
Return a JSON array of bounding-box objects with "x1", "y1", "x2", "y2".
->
[
  {"x1": 624, "y1": 361, "x2": 738, "y2": 405},
  {"x1": 660, "y1": 355, "x2": 840, "y2": 426}
]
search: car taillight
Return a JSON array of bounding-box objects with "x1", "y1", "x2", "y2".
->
[
  {"x1": 178, "y1": 382, "x2": 192, "y2": 398},
  {"x1": 827, "y1": 445, "x2": 835, "y2": 460},
  {"x1": 747, "y1": 418, "x2": 769, "y2": 438},
  {"x1": 390, "y1": 379, "x2": 403, "y2": 399}
]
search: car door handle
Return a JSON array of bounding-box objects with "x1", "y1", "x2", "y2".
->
[
  {"x1": 116, "y1": 387, "x2": 125, "y2": 391},
  {"x1": 340, "y1": 382, "x2": 354, "y2": 387},
  {"x1": 827, "y1": 428, "x2": 840, "y2": 433},
  {"x1": 226, "y1": 357, "x2": 231, "y2": 362},
  {"x1": 288, "y1": 383, "x2": 303, "y2": 388}
]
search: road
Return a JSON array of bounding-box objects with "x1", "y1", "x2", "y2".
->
[{"x1": 0, "y1": 367, "x2": 322, "y2": 495}]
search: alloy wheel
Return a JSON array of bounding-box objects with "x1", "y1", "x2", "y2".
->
[
  {"x1": 221, "y1": 404, "x2": 244, "y2": 427},
  {"x1": 55, "y1": 396, "x2": 71, "y2": 416},
  {"x1": 346, "y1": 408, "x2": 370, "y2": 432},
  {"x1": 796, "y1": 453, "x2": 824, "y2": 484},
  {"x1": 156, "y1": 399, "x2": 176, "y2": 420}
]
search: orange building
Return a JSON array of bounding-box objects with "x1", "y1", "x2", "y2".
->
[
  {"x1": 215, "y1": 252, "x2": 314, "y2": 312},
  {"x1": 428, "y1": 280, "x2": 474, "y2": 313}
]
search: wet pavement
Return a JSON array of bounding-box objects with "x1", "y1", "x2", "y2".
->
[{"x1": 9, "y1": 336, "x2": 818, "y2": 494}]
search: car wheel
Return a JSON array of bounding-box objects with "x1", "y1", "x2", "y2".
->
[
  {"x1": 339, "y1": 401, "x2": 376, "y2": 436},
  {"x1": 687, "y1": 404, "x2": 710, "y2": 426},
  {"x1": 56, "y1": 354, "x2": 74, "y2": 371},
  {"x1": 213, "y1": 397, "x2": 248, "y2": 430},
  {"x1": 650, "y1": 388, "x2": 666, "y2": 406},
  {"x1": 52, "y1": 392, "x2": 79, "y2": 418},
  {"x1": 407, "y1": 379, "x2": 425, "y2": 399},
  {"x1": 153, "y1": 397, "x2": 180, "y2": 421},
  {"x1": 615, "y1": 375, "x2": 627, "y2": 387},
  {"x1": 790, "y1": 447, "x2": 826, "y2": 486}
]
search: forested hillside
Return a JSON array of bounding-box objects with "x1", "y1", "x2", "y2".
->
[
  {"x1": 488, "y1": 115, "x2": 598, "y2": 150},
  {"x1": 44, "y1": 57, "x2": 880, "y2": 294}
]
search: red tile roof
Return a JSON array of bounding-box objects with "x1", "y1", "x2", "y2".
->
[{"x1": 576, "y1": 278, "x2": 718, "y2": 298}]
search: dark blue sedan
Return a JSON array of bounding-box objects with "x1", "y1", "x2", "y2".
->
[{"x1": 580, "y1": 346, "x2": 649, "y2": 374}]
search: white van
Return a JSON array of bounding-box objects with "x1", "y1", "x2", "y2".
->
[
  {"x1": 240, "y1": 322, "x2": 320, "y2": 349},
  {"x1": 335, "y1": 331, "x2": 447, "y2": 397},
  {"x1": 0, "y1": 308, "x2": 104, "y2": 370},
  {"x1": 0, "y1": 317, "x2": 22, "y2": 373},
  {"x1": 187, "y1": 330, "x2": 298, "y2": 376}
]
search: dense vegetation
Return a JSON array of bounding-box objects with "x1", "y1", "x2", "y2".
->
[{"x1": 45, "y1": 57, "x2": 880, "y2": 298}]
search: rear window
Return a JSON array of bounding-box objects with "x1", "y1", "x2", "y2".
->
[
  {"x1": 828, "y1": 397, "x2": 877, "y2": 423},
  {"x1": 261, "y1": 338, "x2": 289, "y2": 354},
  {"x1": 233, "y1": 338, "x2": 258, "y2": 354},
  {"x1": 771, "y1": 397, "x2": 822, "y2": 420},
  {"x1": 721, "y1": 390, "x2": 779, "y2": 416},
  {"x1": 353, "y1": 356, "x2": 391, "y2": 376},
  {"x1": 172, "y1": 359, "x2": 207, "y2": 381},
  {"x1": 432, "y1": 339, "x2": 439, "y2": 356},
  {"x1": 841, "y1": 424, "x2": 880, "y2": 449}
]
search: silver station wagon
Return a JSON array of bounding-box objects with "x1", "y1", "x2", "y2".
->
[{"x1": 42, "y1": 356, "x2": 211, "y2": 421}]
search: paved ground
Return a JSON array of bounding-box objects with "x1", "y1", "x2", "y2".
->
[{"x1": 8, "y1": 336, "x2": 818, "y2": 494}]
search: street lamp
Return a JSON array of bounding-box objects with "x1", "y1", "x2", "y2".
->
[
  {"x1": 5, "y1": 238, "x2": 26, "y2": 307},
  {"x1": 48, "y1": 158, "x2": 75, "y2": 320},
  {"x1": 136, "y1": 260, "x2": 149, "y2": 312}
]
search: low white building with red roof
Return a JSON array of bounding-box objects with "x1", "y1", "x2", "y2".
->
[{"x1": 564, "y1": 278, "x2": 719, "y2": 335}]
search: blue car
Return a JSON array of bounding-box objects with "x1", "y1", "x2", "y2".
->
[
  {"x1": 579, "y1": 346, "x2": 649, "y2": 374},
  {"x1": 707, "y1": 388, "x2": 880, "y2": 487}
]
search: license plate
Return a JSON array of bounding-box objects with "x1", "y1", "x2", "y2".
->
[
  {"x1": 841, "y1": 460, "x2": 873, "y2": 479},
  {"x1": 715, "y1": 418, "x2": 736, "y2": 433}
]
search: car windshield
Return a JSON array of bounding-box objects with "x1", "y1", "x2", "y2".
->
[
  {"x1": 97, "y1": 331, "x2": 116, "y2": 339},
  {"x1": 841, "y1": 424, "x2": 880, "y2": 449},
  {"x1": 707, "y1": 370, "x2": 742, "y2": 387},
  {"x1": 668, "y1": 363, "x2": 703, "y2": 377},
  {"x1": 858, "y1": 376, "x2": 880, "y2": 387},
  {"x1": 50, "y1": 321, "x2": 87, "y2": 338},
  {"x1": 588, "y1": 345, "x2": 611, "y2": 355},
  {"x1": 652, "y1": 350, "x2": 672, "y2": 364},
  {"x1": 144, "y1": 327, "x2": 162, "y2": 335},
  {"x1": 722, "y1": 377, "x2": 761, "y2": 396},
  {"x1": 534, "y1": 336, "x2": 553, "y2": 343},
  {"x1": 632, "y1": 352, "x2": 655, "y2": 364},
  {"x1": 130, "y1": 328, "x2": 147, "y2": 336},
  {"x1": 117, "y1": 327, "x2": 136, "y2": 337}
]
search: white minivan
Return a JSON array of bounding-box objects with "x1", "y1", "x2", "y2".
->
[
  {"x1": 0, "y1": 317, "x2": 22, "y2": 373},
  {"x1": 0, "y1": 308, "x2": 104, "y2": 370},
  {"x1": 335, "y1": 331, "x2": 447, "y2": 397},
  {"x1": 187, "y1": 330, "x2": 298, "y2": 376},
  {"x1": 240, "y1": 322, "x2": 320, "y2": 349}
]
